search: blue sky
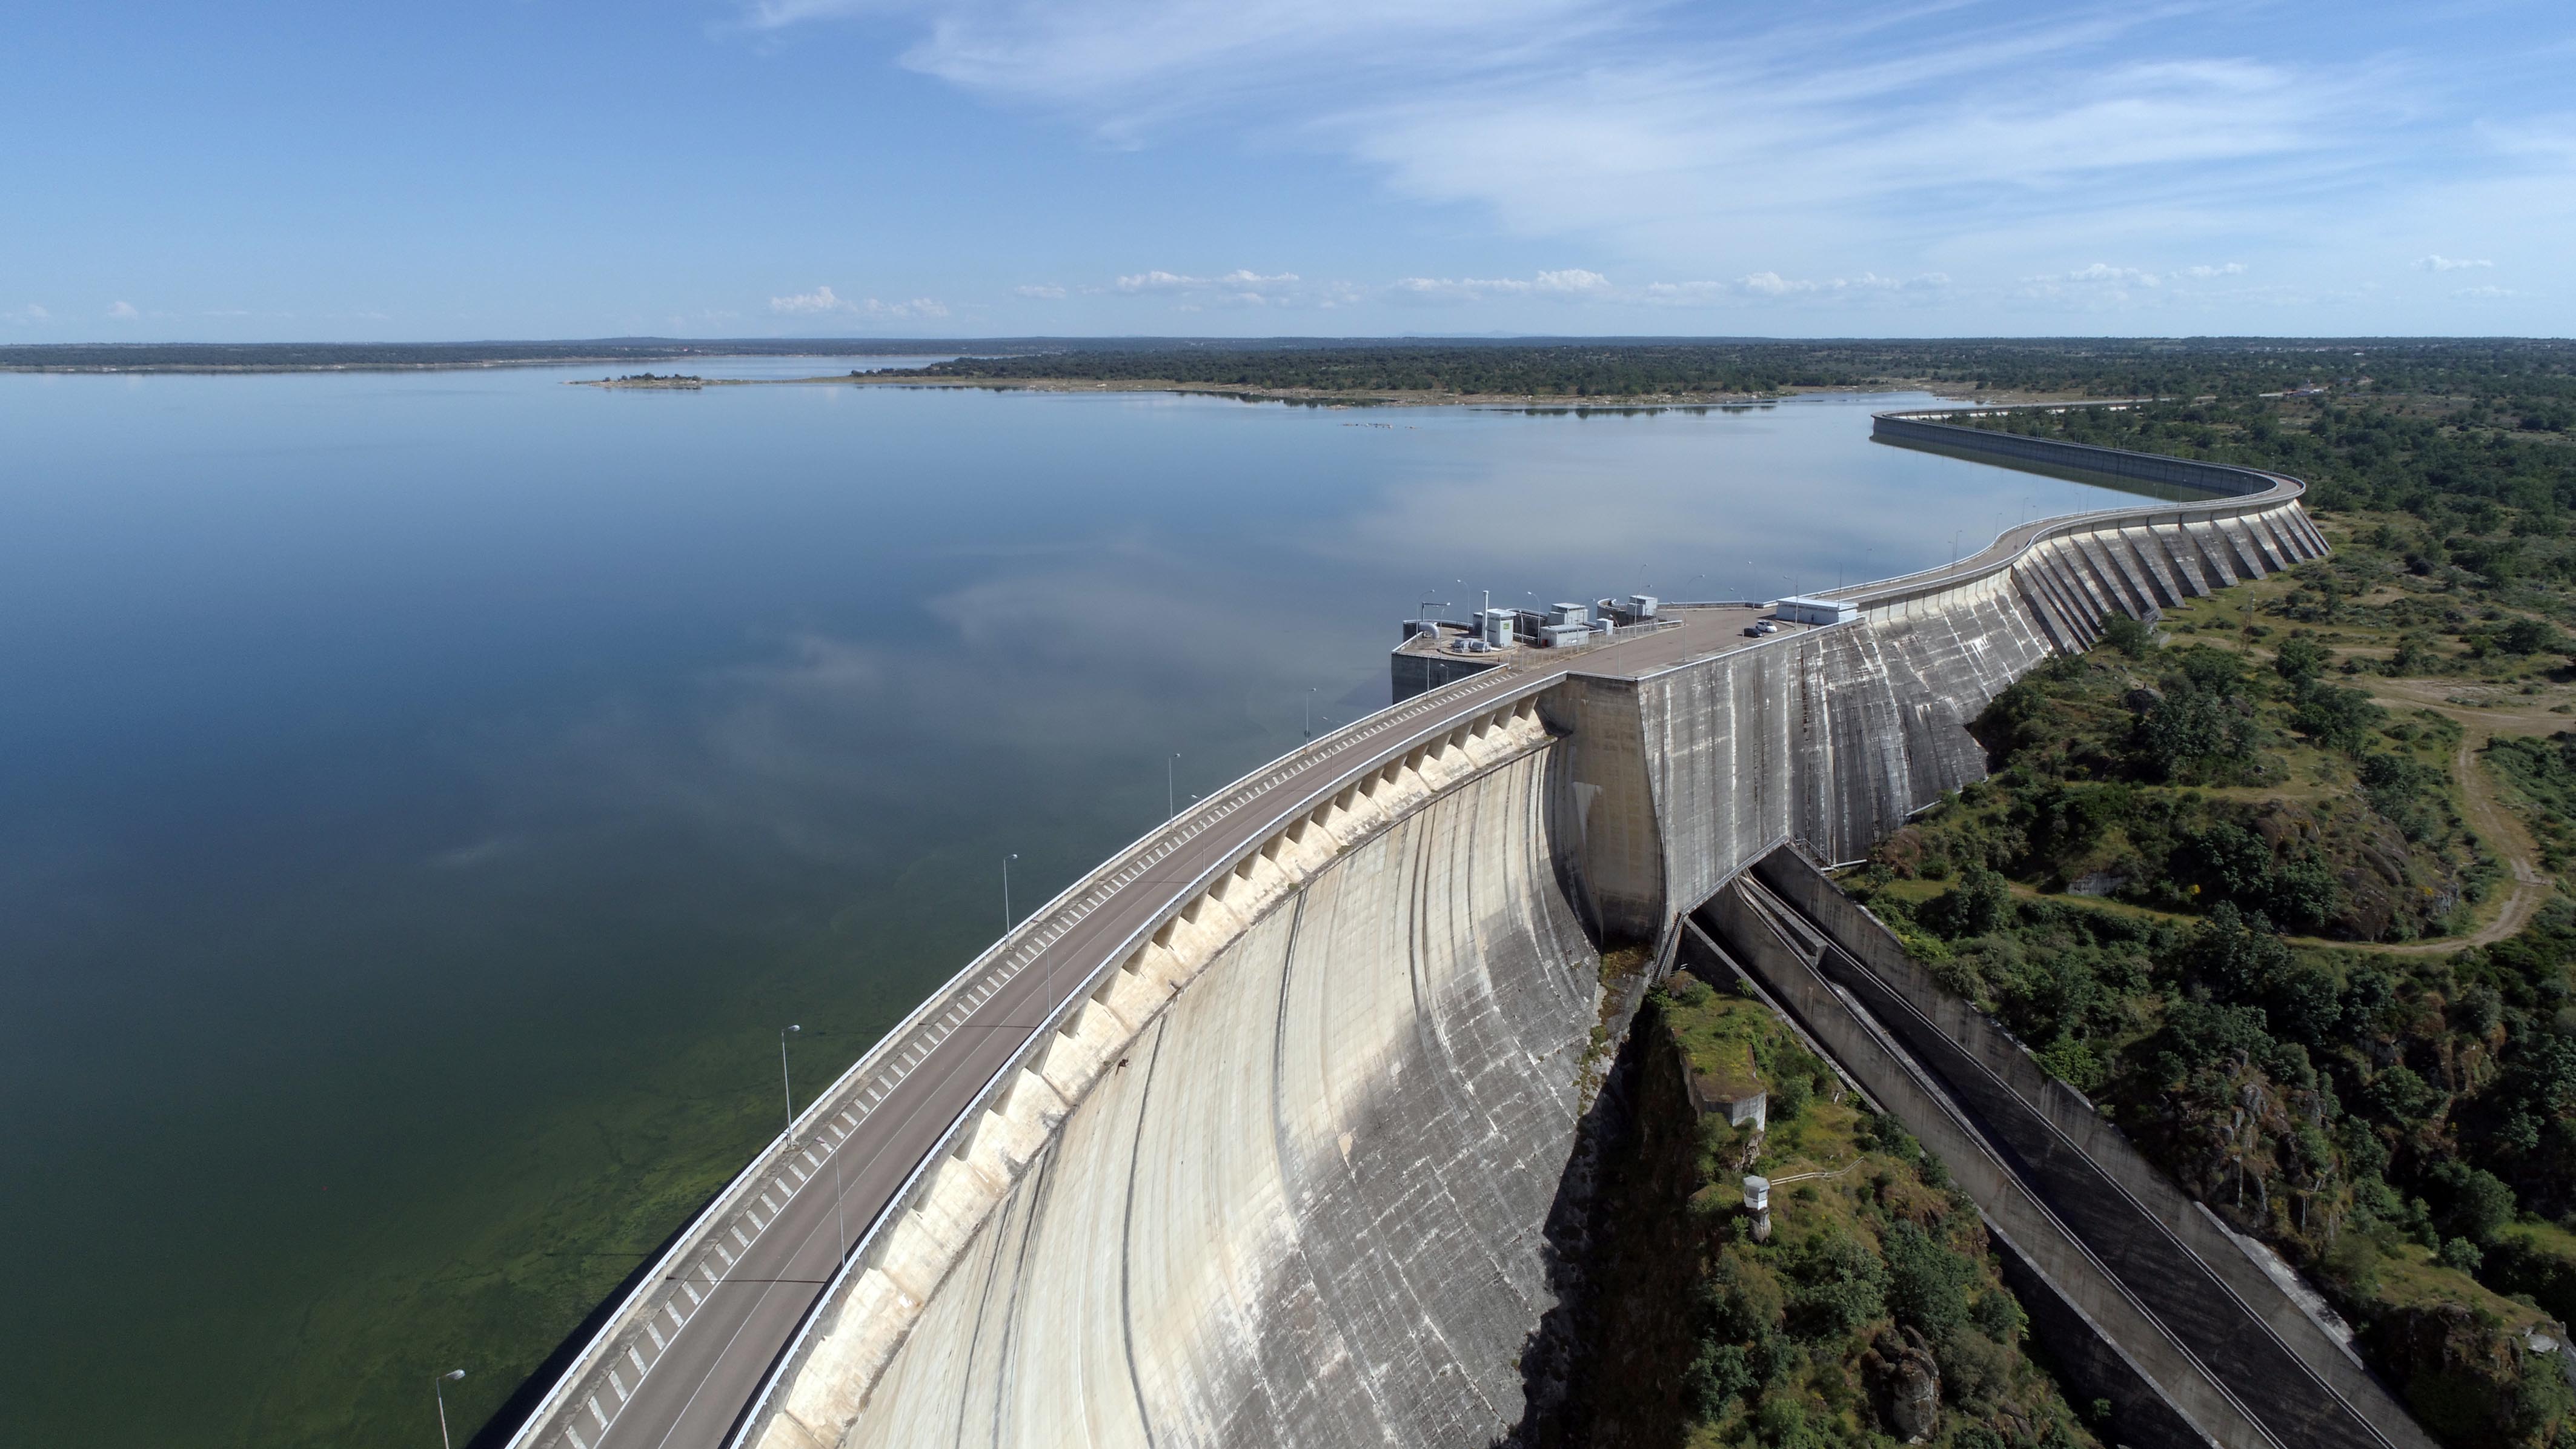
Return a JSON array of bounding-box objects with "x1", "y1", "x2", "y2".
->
[{"x1": 6, "y1": 1, "x2": 2572, "y2": 340}]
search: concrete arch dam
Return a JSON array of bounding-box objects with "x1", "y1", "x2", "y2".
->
[{"x1": 500, "y1": 413, "x2": 2336, "y2": 1449}]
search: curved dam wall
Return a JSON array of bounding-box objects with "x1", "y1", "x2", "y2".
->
[
  {"x1": 1552, "y1": 423, "x2": 2325, "y2": 940},
  {"x1": 554, "y1": 412, "x2": 2331, "y2": 1449},
  {"x1": 751, "y1": 703, "x2": 1599, "y2": 1449},
  {"x1": 823, "y1": 744, "x2": 1598, "y2": 1448}
]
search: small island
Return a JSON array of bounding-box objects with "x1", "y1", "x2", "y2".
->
[{"x1": 576, "y1": 372, "x2": 717, "y2": 390}]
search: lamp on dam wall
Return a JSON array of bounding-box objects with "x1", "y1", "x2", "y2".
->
[
  {"x1": 434, "y1": 1369, "x2": 465, "y2": 1449},
  {"x1": 780, "y1": 1023, "x2": 801, "y2": 1139}
]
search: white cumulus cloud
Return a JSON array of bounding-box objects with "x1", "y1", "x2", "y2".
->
[
  {"x1": 1114, "y1": 268, "x2": 1299, "y2": 292},
  {"x1": 1391, "y1": 268, "x2": 1611, "y2": 301},
  {"x1": 1107, "y1": 268, "x2": 1328, "y2": 307},
  {"x1": 106, "y1": 300, "x2": 139, "y2": 320},
  {"x1": 768, "y1": 285, "x2": 949, "y2": 319},
  {"x1": 1724, "y1": 271, "x2": 1946, "y2": 298},
  {"x1": 2417, "y1": 254, "x2": 2494, "y2": 271}
]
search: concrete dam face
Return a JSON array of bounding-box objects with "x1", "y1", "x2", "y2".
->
[
  {"x1": 835, "y1": 743, "x2": 1599, "y2": 1448},
  {"x1": 499, "y1": 414, "x2": 2342, "y2": 1449}
]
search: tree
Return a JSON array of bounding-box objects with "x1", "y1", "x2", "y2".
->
[
  {"x1": 2501, "y1": 615, "x2": 2561, "y2": 655},
  {"x1": 1882, "y1": 1220, "x2": 1976, "y2": 1335},
  {"x1": 1922, "y1": 865, "x2": 2014, "y2": 938},
  {"x1": 2139, "y1": 689, "x2": 2231, "y2": 778},
  {"x1": 2289, "y1": 678, "x2": 2385, "y2": 751},
  {"x1": 2274, "y1": 634, "x2": 2330, "y2": 682},
  {"x1": 2426, "y1": 1161, "x2": 2518, "y2": 1243},
  {"x1": 2099, "y1": 612, "x2": 2156, "y2": 658}
]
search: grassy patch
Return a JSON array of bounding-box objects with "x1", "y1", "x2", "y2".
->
[{"x1": 1650, "y1": 975, "x2": 2103, "y2": 1449}]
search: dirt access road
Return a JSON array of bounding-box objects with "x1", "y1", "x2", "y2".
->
[{"x1": 2357, "y1": 677, "x2": 2566, "y2": 953}]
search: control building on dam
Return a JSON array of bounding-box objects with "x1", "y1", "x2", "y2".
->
[{"x1": 500, "y1": 410, "x2": 2425, "y2": 1449}]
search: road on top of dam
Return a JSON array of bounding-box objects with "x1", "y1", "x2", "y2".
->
[{"x1": 571, "y1": 605, "x2": 1791, "y2": 1449}]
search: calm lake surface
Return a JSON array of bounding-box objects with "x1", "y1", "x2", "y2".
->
[{"x1": 0, "y1": 370, "x2": 2139, "y2": 1447}]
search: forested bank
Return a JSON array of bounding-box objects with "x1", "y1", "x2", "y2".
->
[
  {"x1": 1851, "y1": 371, "x2": 2576, "y2": 1444},
  {"x1": 874, "y1": 337, "x2": 2576, "y2": 404}
]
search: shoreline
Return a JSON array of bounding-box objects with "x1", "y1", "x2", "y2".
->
[
  {"x1": 571, "y1": 373, "x2": 2069, "y2": 408},
  {"x1": 0, "y1": 357, "x2": 2068, "y2": 409}
]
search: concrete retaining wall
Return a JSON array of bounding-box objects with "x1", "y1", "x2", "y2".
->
[
  {"x1": 1698, "y1": 879, "x2": 2260, "y2": 1448},
  {"x1": 1748, "y1": 854, "x2": 2438, "y2": 1449},
  {"x1": 1390, "y1": 649, "x2": 1505, "y2": 703}
]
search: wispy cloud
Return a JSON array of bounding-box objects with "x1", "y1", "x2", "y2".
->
[
  {"x1": 105, "y1": 300, "x2": 139, "y2": 320},
  {"x1": 1389, "y1": 267, "x2": 1951, "y2": 307},
  {"x1": 2030, "y1": 261, "x2": 2247, "y2": 288},
  {"x1": 1727, "y1": 271, "x2": 1950, "y2": 299},
  {"x1": 1014, "y1": 283, "x2": 1067, "y2": 299},
  {"x1": 1107, "y1": 268, "x2": 1346, "y2": 307},
  {"x1": 2416, "y1": 254, "x2": 2494, "y2": 271},
  {"x1": 768, "y1": 284, "x2": 949, "y2": 319},
  {"x1": 1392, "y1": 268, "x2": 1611, "y2": 302},
  {"x1": 1114, "y1": 268, "x2": 1296, "y2": 291},
  {"x1": 737, "y1": 1, "x2": 2576, "y2": 326}
]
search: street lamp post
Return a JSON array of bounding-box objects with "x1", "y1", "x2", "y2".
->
[
  {"x1": 779, "y1": 1024, "x2": 800, "y2": 1139},
  {"x1": 1304, "y1": 687, "x2": 1314, "y2": 741},
  {"x1": 434, "y1": 1370, "x2": 465, "y2": 1449},
  {"x1": 1003, "y1": 853, "x2": 1017, "y2": 934},
  {"x1": 1166, "y1": 754, "x2": 1180, "y2": 820}
]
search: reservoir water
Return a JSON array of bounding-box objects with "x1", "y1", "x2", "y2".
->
[{"x1": 0, "y1": 369, "x2": 2140, "y2": 1447}]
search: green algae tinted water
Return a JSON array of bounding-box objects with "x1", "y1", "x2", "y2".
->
[{"x1": 0, "y1": 371, "x2": 2140, "y2": 1448}]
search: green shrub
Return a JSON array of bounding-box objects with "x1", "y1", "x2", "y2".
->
[
  {"x1": 1772, "y1": 1071, "x2": 1812, "y2": 1121},
  {"x1": 1883, "y1": 1220, "x2": 1976, "y2": 1335},
  {"x1": 2099, "y1": 613, "x2": 2156, "y2": 657},
  {"x1": 2274, "y1": 634, "x2": 2330, "y2": 681},
  {"x1": 1972, "y1": 1287, "x2": 2028, "y2": 1342},
  {"x1": 1784, "y1": 1232, "x2": 1887, "y2": 1338}
]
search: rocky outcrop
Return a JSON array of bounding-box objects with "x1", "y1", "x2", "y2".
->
[{"x1": 1865, "y1": 1326, "x2": 1943, "y2": 1441}]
